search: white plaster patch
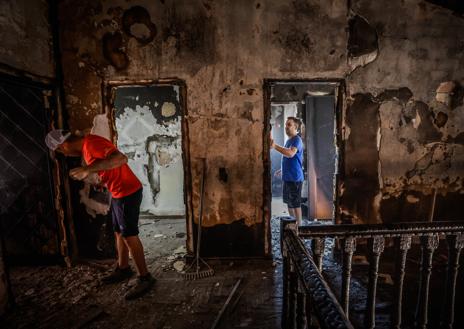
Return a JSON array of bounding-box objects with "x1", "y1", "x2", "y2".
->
[
  {"x1": 349, "y1": 50, "x2": 378, "y2": 71},
  {"x1": 343, "y1": 124, "x2": 351, "y2": 140},
  {"x1": 66, "y1": 94, "x2": 80, "y2": 105},
  {"x1": 372, "y1": 192, "x2": 382, "y2": 223},
  {"x1": 406, "y1": 194, "x2": 420, "y2": 203},
  {"x1": 412, "y1": 109, "x2": 421, "y2": 129},
  {"x1": 78, "y1": 184, "x2": 110, "y2": 218},
  {"x1": 116, "y1": 104, "x2": 184, "y2": 216},
  {"x1": 161, "y1": 102, "x2": 176, "y2": 117},
  {"x1": 90, "y1": 114, "x2": 111, "y2": 140},
  {"x1": 130, "y1": 23, "x2": 151, "y2": 40},
  {"x1": 436, "y1": 81, "x2": 456, "y2": 106}
]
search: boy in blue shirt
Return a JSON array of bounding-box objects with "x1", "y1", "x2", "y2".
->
[{"x1": 270, "y1": 117, "x2": 304, "y2": 225}]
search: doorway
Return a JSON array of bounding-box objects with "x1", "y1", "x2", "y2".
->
[
  {"x1": 108, "y1": 81, "x2": 189, "y2": 263},
  {"x1": 266, "y1": 80, "x2": 342, "y2": 223},
  {"x1": 0, "y1": 75, "x2": 59, "y2": 262}
]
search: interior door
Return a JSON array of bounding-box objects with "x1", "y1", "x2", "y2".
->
[
  {"x1": 305, "y1": 96, "x2": 337, "y2": 220},
  {"x1": 0, "y1": 77, "x2": 59, "y2": 262}
]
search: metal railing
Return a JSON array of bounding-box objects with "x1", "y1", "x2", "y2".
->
[
  {"x1": 281, "y1": 218, "x2": 464, "y2": 329},
  {"x1": 281, "y1": 219, "x2": 354, "y2": 329}
]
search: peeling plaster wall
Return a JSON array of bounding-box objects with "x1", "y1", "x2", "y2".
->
[
  {"x1": 114, "y1": 85, "x2": 185, "y2": 216},
  {"x1": 0, "y1": 0, "x2": 54, "y2": 77},
  {"x1": 58, "y1": 0, "x2": 464, "y2": 255},
  {"x1": 344, "y1": 0, "x2": 464, "y2": 223}
]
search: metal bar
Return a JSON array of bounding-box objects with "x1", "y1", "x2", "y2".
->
[
  {"x1": 210, "y1": 278, "x2": 242, "y2": 329},
  {"x1": 392, "y1": 235, "x2": 412, "y2": 329},
  {"x1": 305, "y1": 292, "x2": 312, "y2": 329},
  {"x1": 441, "y1": 234, "x2": 464, "y2": 329},
  {"x1": 365, "y1": 236, "x2": 385, "y2": 329},
  {"x1": 283, "y1": 228, "x2": 354, "y2": 329},
  {"x1": 341, "y1": 237, "x2": 356, "y2": 317},
  {"x1": 296, "y1": 280, "x2": 305, "y2": 329},
  {"x1": 312, "y1": 237, "x2": 325, "y2": 272},
  {"x1": 415, "y1": 234, "x2": 439, "y2": 329}
]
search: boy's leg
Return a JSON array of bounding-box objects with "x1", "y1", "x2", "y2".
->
[
  {"x1": 116, "y1": 232, "x2": 129, "y2": 269},
  {"x1": 123, "y1": 236, "x2": 148, "y2": 276}
]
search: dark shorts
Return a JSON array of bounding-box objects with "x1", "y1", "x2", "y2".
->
[
  {"x1": 111, "y1": 188, "x2": 143, "y2": 237},
  {"x1": 283, "y1": 181, "x2": 302, "y2": 208}
]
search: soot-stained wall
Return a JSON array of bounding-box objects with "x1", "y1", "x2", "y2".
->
[
  {"x1": 0, "y1": 0, "x2": 54, "y2": 78},
  {"x1": 58, "y1": 0, "x2": 464, "y2": 256}
]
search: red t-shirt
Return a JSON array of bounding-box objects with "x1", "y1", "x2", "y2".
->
[{"x1": 82, "y1": 134, "x2": 142, "y2": 199}]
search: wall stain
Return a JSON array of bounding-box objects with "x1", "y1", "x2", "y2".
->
[
  {"x1": 102, "y1": 32, "x2": 129, "y2": 70},
  {"x1": 122, "y1": 6, "x2": 157, "y2": 45}
]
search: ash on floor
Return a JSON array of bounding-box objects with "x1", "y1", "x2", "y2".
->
[{"x1": 0, "y1": 217, "x2": 284, "y2": 329}]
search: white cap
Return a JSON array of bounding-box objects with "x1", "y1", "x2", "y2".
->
[{"x1": 45, "y1": 129, "x2": 71, "y2": 150}]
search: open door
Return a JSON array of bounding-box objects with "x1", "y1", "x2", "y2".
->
[
  {"x1": 305, "y1": 96, "x2": 337, "y2": 220},
  {"x1": 0, "y1": 75, "x2": 62, "y2": 263}
]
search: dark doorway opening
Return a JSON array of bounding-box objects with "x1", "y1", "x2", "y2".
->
[
  {"x1": 105, "y1": 80, "x2": 191, "y2": 261},
  {"x1": 265, "y1": 80, "x2": 343, "y2": 224},
  {"x1": 0, "y1": 75, "x2": 59, "y2": 264}
]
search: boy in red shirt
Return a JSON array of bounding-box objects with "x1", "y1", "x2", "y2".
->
[{"x1": 45, "y1": 130, "x2": 154, "y2": 300}]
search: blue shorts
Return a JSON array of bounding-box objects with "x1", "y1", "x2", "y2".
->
[
  {"x1": 111, "y1": 188, "x2": 143, "y2": 237},
  {"x1": 283, "y1": 181, "x2": 302, "y2": 208}
]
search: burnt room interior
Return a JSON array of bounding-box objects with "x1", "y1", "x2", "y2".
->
[{"x1": 1, "y1": 0, "x2": 464, "y2": 328}]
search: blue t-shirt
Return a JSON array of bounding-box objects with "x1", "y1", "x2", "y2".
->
[{"x1": 282, "y1": 135, "x2": 304, "y2": 182}]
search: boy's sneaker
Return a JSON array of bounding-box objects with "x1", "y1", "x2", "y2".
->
[
  {"x1": 124, "y1": 273, "x2": 156, "y2": 300},
  {"x1": 101, "y1": 266, "x2": 134, "y2": 284}
]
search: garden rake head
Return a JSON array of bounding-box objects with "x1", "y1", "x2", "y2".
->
[
  {"x1": 183, "y1": 257, "x2": 214, "y2": 280},
  {"x1": 183, "y1": 158, "x2": 214, "y2": 280}
]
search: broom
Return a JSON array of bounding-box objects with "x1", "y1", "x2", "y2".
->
[{"x1": 183, "y1": 158, "x2": 214, "y2": 280}]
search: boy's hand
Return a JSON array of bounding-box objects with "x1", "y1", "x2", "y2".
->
[{"x1": 70, "y1": 166, "x2": 90, "y2": 181}]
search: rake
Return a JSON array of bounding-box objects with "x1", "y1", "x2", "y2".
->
[{"x1": 183, "y1": 158, "x2": 214, "y2": 280}]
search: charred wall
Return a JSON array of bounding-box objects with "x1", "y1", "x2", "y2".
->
[
  {"x1": 344, "y1": 0, "x2": 464, "y2": 223},
  {"x1": 57, "y1": 0, "x2": 464, "y2": 255},
  {"x1": 0, "y1": 0, "x2": 54, "y2": 77}
]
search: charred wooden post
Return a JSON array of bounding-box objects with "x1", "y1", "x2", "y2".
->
[
  {"x1": 296, "y1": 280, "x2": 306, "y2": 329},
  {"x1": 441, "y1": 233, "x2": 464, "y2": 329},
  {"x1": 341, "y1": 236, "x2": 356, "y2": 317},
  {"x1": 415, "y1": 234, "x2": 439, "y2": 329},
  {"x1": 365, "y1": 236, "x2": 385, "y2": 329},
  {"x1": 392, "y1": 235, "x2": 412, "y2": 329},
  {"x1": 312, "y1": 237, "x2": 325, "y2": 272},
  {"x1": 304, "y1": 290, "x2": 312, "y2": 328}
]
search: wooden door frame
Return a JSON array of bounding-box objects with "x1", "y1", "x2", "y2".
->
[
  {"x1": 102, "y1": 79, "x2": 194, "y2": 253},
  {"x1": 262, "y1": 79, "x2": 346, "y2": 245}
]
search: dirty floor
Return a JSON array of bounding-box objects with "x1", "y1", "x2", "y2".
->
[{"x1": 0, "y1": 217, "x2": 283, "y2": 329}]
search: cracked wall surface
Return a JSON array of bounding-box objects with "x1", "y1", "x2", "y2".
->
[
  {"x1": 0, "y1": 0, "x2": 54, "y2": 77},
  {"x1": 345, "y1": 0, "x2": 464, "y2": 223},
  {"x1": 113, "y1": 85, "x2": 184, "y2": 216},
  {"x1": 58, "y1": 0, "x2": 464, "y2": 255}
]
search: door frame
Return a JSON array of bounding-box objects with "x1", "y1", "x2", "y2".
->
[
  {"x1": 263, "y1": 79, "x2": 345, "y2": 238},
  {"x1": 102, "y1": 79, "x2": 194, "y2": 253}
]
